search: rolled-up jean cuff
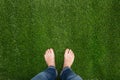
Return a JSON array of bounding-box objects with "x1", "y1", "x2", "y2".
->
[
  {"x1": 47, "y1": 66, "x2": 58, "y2": 76},
  {"x1": 48, "y1": 66, "x2": 56, "y2": 69},
  {"x1": 60, "y1": 66, "x2": 71, "y2": 76},
  {"x1": 60, "y1": 67, "x2": 83, "y2": 80}
]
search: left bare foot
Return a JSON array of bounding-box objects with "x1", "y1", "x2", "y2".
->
[{"x1": 44, "y1": 48, "x2": 55, "y2": 67}]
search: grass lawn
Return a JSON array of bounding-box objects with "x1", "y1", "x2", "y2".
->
[{"x1": 0, "y1": 0, "x2": 120, "y2": 80}]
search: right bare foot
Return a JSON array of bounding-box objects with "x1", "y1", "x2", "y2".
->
[{"x1": 63, "y1": 49, "x2": 75, "y2": 68}]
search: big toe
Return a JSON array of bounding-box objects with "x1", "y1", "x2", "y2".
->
[
  {"x1": 65, "y1": 49, "x2": 70, "y2": 55},
  {"x1": 50, "y1": 48, "x2": 54, "y2": 55}
]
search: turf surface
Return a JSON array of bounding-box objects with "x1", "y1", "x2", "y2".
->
[{"x1": 0, "y1": 0, "x2": 120, "y2": 80}]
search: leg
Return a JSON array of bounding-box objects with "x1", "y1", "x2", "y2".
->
[
  {"x1": 31, "y1": 48, "x2": 57, "y2": 80},
  {"x1": 60, "y1": 49, "x2": 82, "y2": 80},
  {"x1": 32, "y1": 66, "x2": 57, "y2": 80},
  {"x1": 60, "y1": 67, "x2": 82, "y2": 80}
]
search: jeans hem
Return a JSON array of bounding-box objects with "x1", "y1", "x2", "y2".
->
[
  {"x1": 60, "y1": 66, "x2": 71, "y2": 76},
  {"x1": 48, "y1": 66, "x2": 58, "y2": 77}
]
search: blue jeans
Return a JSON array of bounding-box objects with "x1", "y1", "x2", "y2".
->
[{"x1": 31, "y1": 66, "x2": 82, "y2": 80}]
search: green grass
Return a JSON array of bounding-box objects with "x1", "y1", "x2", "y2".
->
[{"x1": 0, "y1": 0, "x2": 120, "y2": 80}]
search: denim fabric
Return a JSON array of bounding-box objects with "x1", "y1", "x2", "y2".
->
[
  {"x1": 31, "y1": 66, "x2": 82, "y2": 80},
  {"x1": 31, "y1": 66, "x2": 57, "y2": 80},
  {"x1": 60, "y1": 67, "x2": 82, "y2": 80}
]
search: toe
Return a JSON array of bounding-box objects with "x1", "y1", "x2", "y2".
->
[
  {"x1": 65, "y1": 48, "x2": 69, "y2": 54},
  {"x1": 70, "y1": 49, "x2": 74, "y2": 55},
  {"x1": 69, "y1": 49, "x2": 72, "y2": 54},
  {"x1": 45, "y1": 49, "x2": 50, "y2": 57},
  {"x1": 45, "y1": 49, "x2": 49, "y2": 54},
  {"x1": 69, "y1": 50, "x2": 75, "y2": 58},
  {"x1": 50, "y1": 48, "x2": 54, "y2": 54},
  {"x1": 68, "y1": 49, "x2": 73, "y2": 55}
]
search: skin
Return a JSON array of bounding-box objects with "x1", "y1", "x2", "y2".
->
[
  {"x1": 63, "y1": 48, "x2": 75, "y2": 68},
  {"x1": 44, "y1": 48, "x2": 55, "y2": 67},
  {"x1": 44, "y1": 48, "x2": 75, "y2": 68}
]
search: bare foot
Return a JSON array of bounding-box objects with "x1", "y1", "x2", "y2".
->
[
  {"x1": 44, "y1": 48, "x2": 55, "y2": 67},
  {"x1": 63, "y1": 49, "x2": 75, "y2": 68}
]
